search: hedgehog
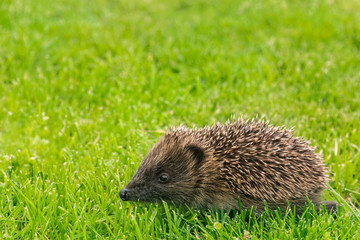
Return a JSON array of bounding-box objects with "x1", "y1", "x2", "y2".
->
[{"x1": 120, "y1": 119, "x2": 336, "y2": 213}]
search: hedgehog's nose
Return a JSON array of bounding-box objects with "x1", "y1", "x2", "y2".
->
[{"x1": 119, "y1": 188, "x2": 129, "y2": 201}]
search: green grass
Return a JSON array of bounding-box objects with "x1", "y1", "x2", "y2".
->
[{"x1": 1, "y1": 0, "x2": 360, "y2": 238}]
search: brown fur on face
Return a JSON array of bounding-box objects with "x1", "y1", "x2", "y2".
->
[{"x1": 121, "y1": 119, "x2": 331, "y2": 213}]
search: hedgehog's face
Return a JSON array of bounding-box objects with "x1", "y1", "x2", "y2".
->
[{"x1": 120, "y1": 141, "x2": 207, "y2": 207}]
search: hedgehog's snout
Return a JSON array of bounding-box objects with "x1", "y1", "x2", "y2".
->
[{"x1": 119, "y1": 188, "x2": 129, "y2": 201}]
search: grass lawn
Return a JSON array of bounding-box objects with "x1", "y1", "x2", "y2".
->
[{"x1": 1, "y1": 0, "x2": 360, "y2": 238}]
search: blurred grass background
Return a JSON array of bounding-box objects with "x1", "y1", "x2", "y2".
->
[{"x1": 0, "y1": 0, "x2": 359, "y2": 238}]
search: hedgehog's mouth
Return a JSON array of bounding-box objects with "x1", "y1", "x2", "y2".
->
[{"x1": 119, "y1": 187, "x2": 166, "y2": 203}]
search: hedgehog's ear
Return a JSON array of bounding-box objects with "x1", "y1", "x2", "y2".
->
[{"x1": 185, "y1": 144, "x2": 205, "y2": 168}]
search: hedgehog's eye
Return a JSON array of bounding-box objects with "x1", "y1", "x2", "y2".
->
[{"x1": 158, "y1": 173, "x2": 169, "y2": 183}]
